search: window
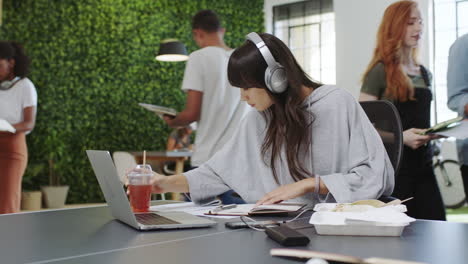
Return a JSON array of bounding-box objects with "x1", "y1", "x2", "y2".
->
[
  {"x1": 272, "y1": 0, "x2": 335, "y2": 84},
  {"x1": 456, "y1": 0, "x2": 468, "y2": 36},
  {"x1": 433, "y1": 0, "x2": 468, "y2": 122}
]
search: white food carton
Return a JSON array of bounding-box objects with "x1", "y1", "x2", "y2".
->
[{"x1": 309, "y1": 203, "x2": 415, "y2": 237}]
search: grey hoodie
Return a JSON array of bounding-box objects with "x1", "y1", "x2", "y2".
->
[{"x1": 184, "y1": 85, "x2": 394, "y2": 205}]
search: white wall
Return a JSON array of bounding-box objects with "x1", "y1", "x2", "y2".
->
[
  {"x1": 334, "y1": 0, "x2": 432, "y2": 97},
  {"x1": 263, "y1": 0, "x2": 432, "y2": 97}
]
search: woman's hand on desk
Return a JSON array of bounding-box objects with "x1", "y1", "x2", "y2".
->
[
  {"x1": 150, "y1": 172, "x2": 190, "y2": 194},
  {"x1": 255, "y1": 178, "x2": 315, "y2": 206}
]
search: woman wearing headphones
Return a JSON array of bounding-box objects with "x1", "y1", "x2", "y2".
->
[
  {"x1": 359, "y1": 1, "x2": 445, "y2": 220},
  {"x1": 0, "y1": 41, "x2": 37, "y2": 214},
  {"x1": 149, "y1": 33, "x2": 394, "y2": 205}
]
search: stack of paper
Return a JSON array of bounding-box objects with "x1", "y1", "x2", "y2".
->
[
  {"x1": 138, "y1": 103, "x2": 177, "y2": 119},
  {"x1": 150, "y1": 202, "x2": 237, "y2": 219},
  {"x1": 0, "y1": 119, "x2": 16, "y2": 133},
  {"x1": 433, "y1": 119, "x2": 468, "y2": 139},
  {"x1": 150, "y1": 202, "x2": 305, "y2": 218}
]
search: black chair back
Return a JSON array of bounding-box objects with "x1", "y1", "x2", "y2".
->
[{"x1": 359, "y1": 100, "x2": 403, "y2": 177}]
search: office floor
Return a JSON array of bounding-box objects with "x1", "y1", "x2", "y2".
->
[{"x1": 446, "y1": 206, "x2": 468, "y2": 223}]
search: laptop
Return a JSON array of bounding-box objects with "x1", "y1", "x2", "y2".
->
[{"x1": 86, "y1": 150, "x2": 217, "y2": 230}]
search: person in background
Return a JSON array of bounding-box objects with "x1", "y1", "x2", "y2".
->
[
  {"x1": 360, "y1": 0, "x2": 445, "y2": 220},
  {"x1": 162, "y1": 10, "x2": 248, "y2": 204},
  {"x1": 447, "y1": 33, "x2": 468, "y2": 204},
  {"x1": 0, "y1": 41, "x2": 37, "y2": 214},
  {"x1": 166, "y1": 126, "x2": 193, "y2": 152},
  {"x1": 149, "y1": 32, "x2": 394, "y2": 206},
  {"x1": 164, "y1": 126, "x2": 193, "y2": 175}
]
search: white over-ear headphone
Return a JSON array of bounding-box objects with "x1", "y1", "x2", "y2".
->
[
  {"x1": 0, "y1": 77, "x2": 21, "y2": 91},
  {"x1": 246, "y1": 32, "x2": 288, "y2": 93}
]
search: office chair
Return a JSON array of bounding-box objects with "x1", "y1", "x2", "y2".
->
[{"x1": 360, "y1": 100, "x2": 403, "y2": 203}]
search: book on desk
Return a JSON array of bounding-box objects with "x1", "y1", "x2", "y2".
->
[{"x1": 205, "y1": 203, "x2": 305, "y2": 216}]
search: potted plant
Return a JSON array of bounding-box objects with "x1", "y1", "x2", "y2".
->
[
  {"x1": 21, "y1": 163, "x2": 45, "y2": 211},
  {"x1": 41, "y1": 158, "x2": 70, "y2": 209},
  {"x1": 40, "y1": 132, "x2": 69, "y2": 209}
]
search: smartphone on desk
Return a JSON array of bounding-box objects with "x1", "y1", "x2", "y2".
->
[{"x1": 225, "y1": 220, "x2": 281, "y2": 229}]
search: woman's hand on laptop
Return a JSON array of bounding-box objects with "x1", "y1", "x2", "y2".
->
[{"x1": 150, "y1": 172, "x2": 190, "y2": 193}]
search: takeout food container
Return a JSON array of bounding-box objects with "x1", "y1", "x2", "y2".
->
[
  {"x1": 310, "y1": 212, "x2": 409, "y2": 236},
  {"x1": 310, "y1": 202, "x2": 414, "y2": 237}
]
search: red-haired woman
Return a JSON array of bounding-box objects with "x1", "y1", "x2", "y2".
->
[
  {"x1": 0, "y1": 41, "x2": 37, "y2": 214},
  {"x1": 360, "y1": 1, "x2": 445, "y2": 220}
]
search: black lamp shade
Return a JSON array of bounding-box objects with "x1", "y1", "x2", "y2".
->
[{"x1": 156, "y1": 40, "x2": 188, "y2": 62}]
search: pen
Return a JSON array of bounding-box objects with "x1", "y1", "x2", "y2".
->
[
  {"x1": 211, "y1": 204, "x2": 237, "y2": 213},
  {"x1": 220, "y1": 204, "x2": 237, "y2": 210}
]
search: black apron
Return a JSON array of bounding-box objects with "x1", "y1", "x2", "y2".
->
[
  {"x1": 393, "y1": 87, "x2": 433, "y2": 172},
  {"x1": 391, "y1": 87, "x2": 446, "y2": 221},
  {"x1": 390, "y1": 68, "x2": 446, "y2": 221}
]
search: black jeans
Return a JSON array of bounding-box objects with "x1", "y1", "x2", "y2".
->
[{"x1": 461, "y1": 165, "x2": 468, "y2": 203}]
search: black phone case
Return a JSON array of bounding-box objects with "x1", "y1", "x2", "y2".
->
[{"x1": 265, "y1": 225, "x2": 310, "y2": 246}]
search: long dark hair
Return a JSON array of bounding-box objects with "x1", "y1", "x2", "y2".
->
[
  {"x1": 228, "y1": 33, "x2": 322, "y2": 183},
  {"x1": 0, "y1": 41, "x2": 31, "y2": 77}
]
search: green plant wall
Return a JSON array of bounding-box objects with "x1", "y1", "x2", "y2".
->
[{"x1": 1, "y1": 0, "x2": 264, "y2": 203}]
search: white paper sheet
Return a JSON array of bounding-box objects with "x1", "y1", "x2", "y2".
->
[
  {"x1": 150, "y1": 202, "x2": 238, "y2": 219},
  {"x1": 433, "y1": 120, "x2": 468, "y2": 139},
  {"x1": 0, "y1": 119, "x2": 15, "y2": 133}
]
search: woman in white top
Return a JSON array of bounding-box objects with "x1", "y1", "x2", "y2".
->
[
  {"x1": 148, "y1": 33, "x2": 394, "y2": 205},
  {"x1": 0, "y1": 41, "x2": 37, "y2": 214}
]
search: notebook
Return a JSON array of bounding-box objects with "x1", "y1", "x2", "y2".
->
[
  {"x1": 205, "y1": 203, "x2": 305, "y2": 216},
  {"x1": 86, "y1": 150, "x2": 216, "y2": 230},
  {"x1": 422, "y1": 116, "x2": 463, "y2": 135},
  {"x1": 138, "y1": 103, "x2": 177, "y2": 118}
]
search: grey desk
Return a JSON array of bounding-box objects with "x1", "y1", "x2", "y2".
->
[{"x1": 2, "y1": 204, "x2": 468, "y2": 264}]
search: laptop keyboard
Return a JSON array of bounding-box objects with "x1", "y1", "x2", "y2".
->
[{"x1": 135, "y1": 213, "x2": 181, "y2": 225}]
